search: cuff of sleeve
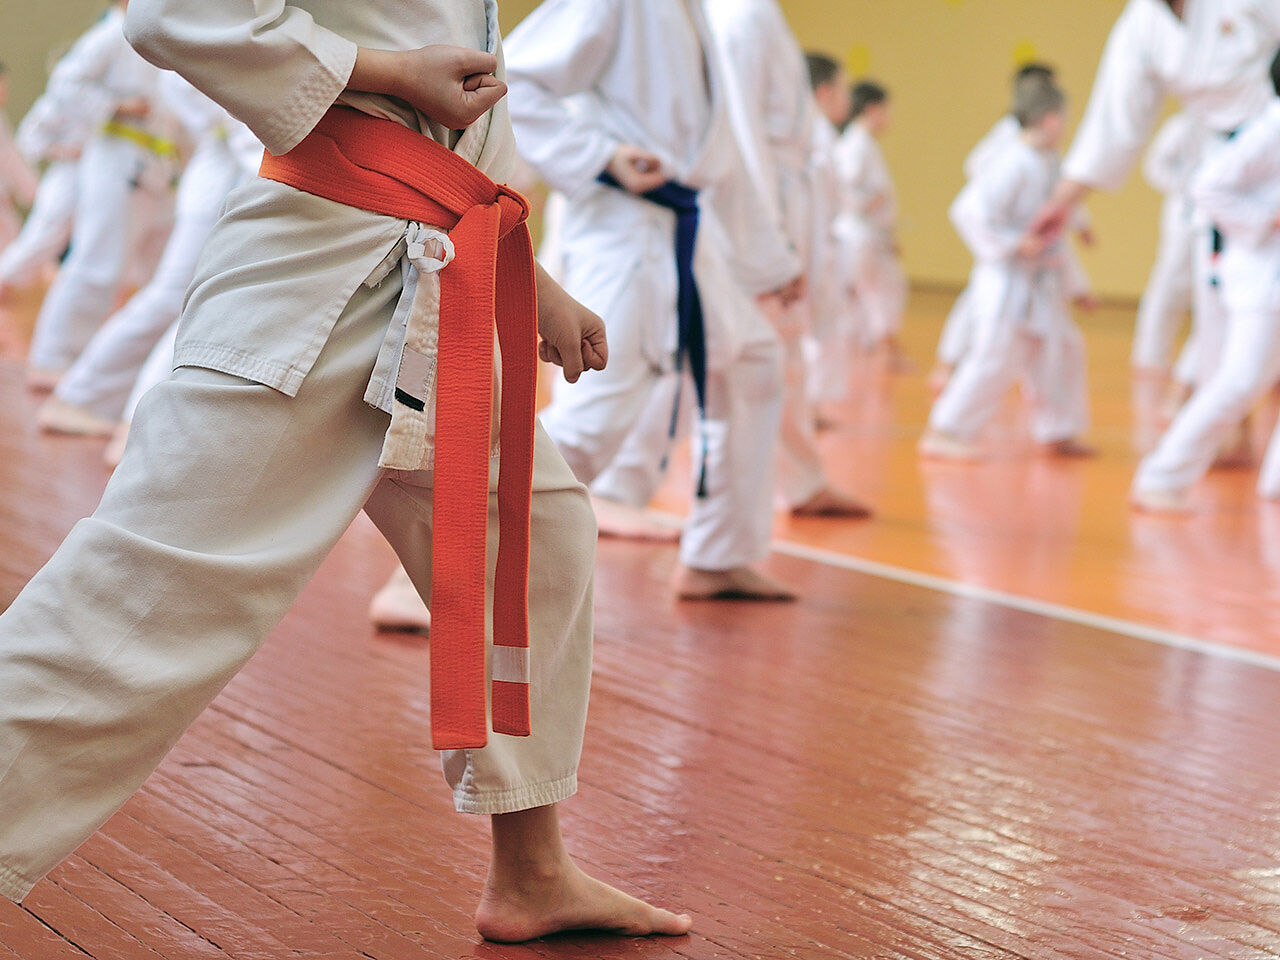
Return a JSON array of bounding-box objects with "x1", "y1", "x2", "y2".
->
[
  {"x1": 1062, "y1": 150, "x2": 1127, "y2": 194},
  {"x1": 256, "y1": 30, "x2": 358, "y2": 156}
]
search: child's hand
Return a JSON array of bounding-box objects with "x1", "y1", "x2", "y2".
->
[
  {"x1": 1017, "y1": 233, "x2": 1049, "y2": 259},
  {"x1": 114, "y1": 97, "x2": 151, "y2": 119},
  {"x1": 350, "y1": 45, "x2": 507, "y2": 130},
  {"x1": 1073, "y1": 292, "x2": 1099, "y2": 312},
  {"x1": 1076, "y1": 226, "x2": 1097, "y2": 248},
  {"x1": 757, "y1": 274, "x2": 807, "y2": 310},
  {"x1": 605, "y1": 145, "x2": 667, "y2": 194},
  {"x1": 535, "y1": 262, "x2": 608, "y2": 383}
]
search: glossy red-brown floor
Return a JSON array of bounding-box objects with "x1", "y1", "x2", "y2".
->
[{"x1": 2, "y1": 321, "x2": 1280, "y2": 955}]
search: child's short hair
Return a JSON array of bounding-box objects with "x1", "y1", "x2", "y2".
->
[
  {"x1": 1014, "y1": 62, "x2": 1055, "y2": 86},
  {"x1": 806, "y1": 52, "x2": 841, "y2": 92},
  {"x1": 850, "y1": 81, "x2": 888, "y2": 119},
  {"x1": 1270, "y1": 46, "x2": 1280, "y2": 97},
  {"x1": 1012, "y1": 75, "x2": 1065, "y2": 129}
]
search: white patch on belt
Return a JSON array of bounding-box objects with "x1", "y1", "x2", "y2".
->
[{"x1": 491, "y1": 645, "x2": 531, "y2": 684}]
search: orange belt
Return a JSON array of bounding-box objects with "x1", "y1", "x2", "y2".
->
[{"x1": 259, "y1": 106, "x2": 536, "y2": 750}]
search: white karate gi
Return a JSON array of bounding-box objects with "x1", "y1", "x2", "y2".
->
[
  {"x1": 929, "y1": 138, "x2": 1090, "y2": 445},
  {"x1": 1062, "y1": 0, "x2": 1280, "y2": 387},
  {"x1": 706, "y1": 0, "x2": 830, "y2": 507},
  {"x1": 53, "y1": 75, "x2": 259, "y2": 421},
  {"x1": 1135, "y1": 99, "x2": 1280, "y2": 497},
  {"x1": 804, "y1": 115, "x2": 860, "y2": 407},
  {"x1": 25, "y1": 6, "x2": 180, "y2": 375},
  {"x1": 0, "y1": 0, "x2": 595, "y2": 904},
  {"x1": 1133, "y1": 112, "x2": 1211, "y2": 371},
  {"x1": 833, "y1": 120, "x2": 906, "y2": 347},
  {"x1": 935, "y1": 116, "x2": 1021, "y2": 368},
  {"x1": 0, "y1": 112, "x2": 37, "y2": 252},
  {"x1": 505, "y1": 0, "x2": 800, "y2": 571}
]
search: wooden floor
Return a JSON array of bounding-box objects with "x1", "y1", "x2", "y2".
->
[{"x1": 2, "y1": 293, "x2": 1280, "y2": 957}]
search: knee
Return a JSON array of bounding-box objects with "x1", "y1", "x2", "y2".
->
[{"x1": 530, "y1": 485, "x2": 597, "y2": 591}]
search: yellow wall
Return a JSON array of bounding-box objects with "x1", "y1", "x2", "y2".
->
[{"x1": 4, "y1": 0, "x2": 1160, "y2": 300}]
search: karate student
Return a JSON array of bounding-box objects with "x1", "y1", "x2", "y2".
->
[
  {"x1": 707, "y1": 0, "x2": 871, "y2": 518},
  {"x1": 0, "y1": 64, "x2": 38, "y2": 256},
  {"x1": 505, "y1": 0, "x2": 806, "y2": 601},
  {"x1": 0, "y1": 0, "x2": 692, "y2": 943},
  {"x1": 931, "y1": 63, "x2": 1057, "y2": 390},
  {"x1": 38, "y1": 75, "x2": 260, "y2": 436},
  {"x1": 1133, "y1": 111, "x2": 1210, "y2": 374},
  {"x1": 1135, "y1": 51, "x2": 1280, "y2": 511},
  {"x1": 24, "y1": 1, "x2": 180, "y2": 391},
  {"x1": 920, "y1": 77, "x2": 1094, "y2": 461},
  {"x1": 1032, "y1": 0, "x2": 1280, "y2": 431},
  {"x1": 803, "y1": 51, "x2": 860, "y2": 416},
  {"x1": 834, "y1": 81, "x2": 908, "y2": 367}
]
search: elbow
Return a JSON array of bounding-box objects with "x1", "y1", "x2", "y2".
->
[{"x1": 124, "y1": 0, "x2": 178, "y2": 67}]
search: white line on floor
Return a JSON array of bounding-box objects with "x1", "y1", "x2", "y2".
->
[{"x1": 769, "y1": 537, "x2": 1280, "y2": 673}]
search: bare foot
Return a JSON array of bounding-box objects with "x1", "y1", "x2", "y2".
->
[
  {"x1": 1041, "y1": 438, "x2": 1097, "y2": 459},
  {"x1": 369, "y1": 564, "x2": 430, "y2": 633},
  {"x1": 1130, "y1": 487, "x2": 1192, "y2": 515},
  {"x1": 790, "y1": 486, "x2": 873, "y2": 519},
  {"x1": 591, "y1": 495, "x2": 680, "y2": 543},
  {"x1": 918, "y1": 430, "x2": 982, "y2": 462},
  {"x1": 476, "y1": 805, "x2": 692, "y2": 943},
  {"x1": 37, "y1": 396, "x2": 118, "y2": 437},
  {"x1": 673, "y1": 565, "x2": 797, "y2": 602}
]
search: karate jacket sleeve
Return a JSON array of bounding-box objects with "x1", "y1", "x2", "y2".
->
[
  {"x1": 1061, "y1": 4, "x2": 1164, "y2": 192},
  {"x1": 501, "y1": 0, "x2": 626, "y2": 199},
  {"x1": 949, "y1": 157, "x2": 1028, "y2": 263},
  {"x1": 124, "y1": 0, "x2": 358, "y2": 155}
]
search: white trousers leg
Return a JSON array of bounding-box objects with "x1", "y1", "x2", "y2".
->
[
  {"x1": 849, "y1": 237, "x2": 907, "y2": 344},
  {"x1": 1135, "y1": 310, "x2": 1280, "y2": 494},
  {"x1": 0, "y1": 275, "x2": 595, "y2": 902},
  {"x1": 1132, "y1": 197, "x2": 1194, "y2": 370},
  {"x1": 763, "y1": 297, "x2": 826, "y2": 507},
  {"x1": 935, "y1": 286, "x2": 974, "y2": 366},
  {"x1": 1022, "y1": 323, "x2": 1090, "y2": 445},
  {"x1": 0, "y1": 159, "x2": 76, "y2": 289},
  {"x1": 54, "y1": 203, "x2": 218, "y2": 420},
  {"x1": 803, "y1": 323, "x2": 854, "y2": 406},
  {"x1": 928, "y1": 305, "x2": 1023, "y2": 443},
  {"x1": 1257, "y1": 410, "x2": 1280, "y2": 499},
  {"x1": 27, "y1": 138, "x2": 150, "y2": 372}
]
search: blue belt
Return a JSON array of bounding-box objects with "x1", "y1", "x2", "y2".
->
[{"x1": 598, "y1": 171, "x2": 710, "y2": 497}]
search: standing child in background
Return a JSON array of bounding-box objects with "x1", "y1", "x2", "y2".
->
[
  {"x1": 506, "y1": 0, "x2": 806, "y2": 601},
  {"x1": 707, "y1": 0, "x2": 871, "y2": 519},
  {"x1": 1134, "y1": 51, "x2": 1280, "y2": 512},
  {"x1": 1132, "y1": 111, "x2": 1210, "y2": 377},
  {"x1": 834, "y1": 81, "x2": 908, "y2": 369},
  {"x1": 920, "y1": 77, "x2": 1094, "y2": 461},
  {"x1": 24, "y1": 0, "x2": 179, "y2": 391},
  {"x1": 803, "y1": 51, "x2": 859, "y2": 419},
  {"x1": 931, "y1": 63, "x2": 1057, "y2": 391},
  {"x1": 0, "y1": 63, "x2": 38, "y2": 256}
]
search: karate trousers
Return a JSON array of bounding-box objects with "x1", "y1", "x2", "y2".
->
[
  {"x1": 929, "y1": 309, "x2": 1089, "y2": 446},
  {"x1": 0, "y1": 158, "x2": 77, "y2": 289},
  {"x1": 544, "y1": 306, "x2": 783, "y2": 572},
  {"x1": 1135, "y1": 309, "x2": 1280, "y2": 495},
  {"x1": 1132, "y1": 194, "x2": 1195, "y2": 371},
  {"x1": 760, "y1": 294, "x2": 827, "y2": 507},
  {"x1": 0, "y1": 271, "x2": 595, "y2": 902}
]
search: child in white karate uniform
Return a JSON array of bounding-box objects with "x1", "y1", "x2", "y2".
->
[
  {"x1": 506, "y1": 0, "x2": 805, "y2": 601},
  {"x1": 707, "y1": 0, "x2": 870, "y2": 519},
  {"x1": 834, "y1": 81, "x2": 907, "y2": 368},
  {"x1": 1133, "y1": 112, "x2": 1211, "y2": 374},
  {"x1": 931, "y1": 63, "x2": 1056, "y2": 390},
  {"x1": 921, "y1": 77, "x2": 1094, "y2": 461},
  {"x1": 1135, "y1": 51, "x2": 1280, "y2": 510}
]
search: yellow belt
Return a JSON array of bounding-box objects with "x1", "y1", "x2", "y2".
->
[{"x1": 102, "y1": 120, "x2": 178, "y2": 158}]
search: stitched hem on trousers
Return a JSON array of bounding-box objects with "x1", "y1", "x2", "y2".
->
[
  {"x1": 453, "y1": 772, "x2": 578, "y2": 816},
  {"x1": 0, "y1": 860, "x2": 36, "y2": 903}
]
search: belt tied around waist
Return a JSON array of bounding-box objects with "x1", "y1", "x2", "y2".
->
[
  {"x1": 259, "y1": 106, "x2": 537, "y2": 750},
  {"x1": 597, "y1": 171, "x2": 710, "y2": 497},
  {"x1": 102, "y1": 119, "x2": 179, "y2": 158}
]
